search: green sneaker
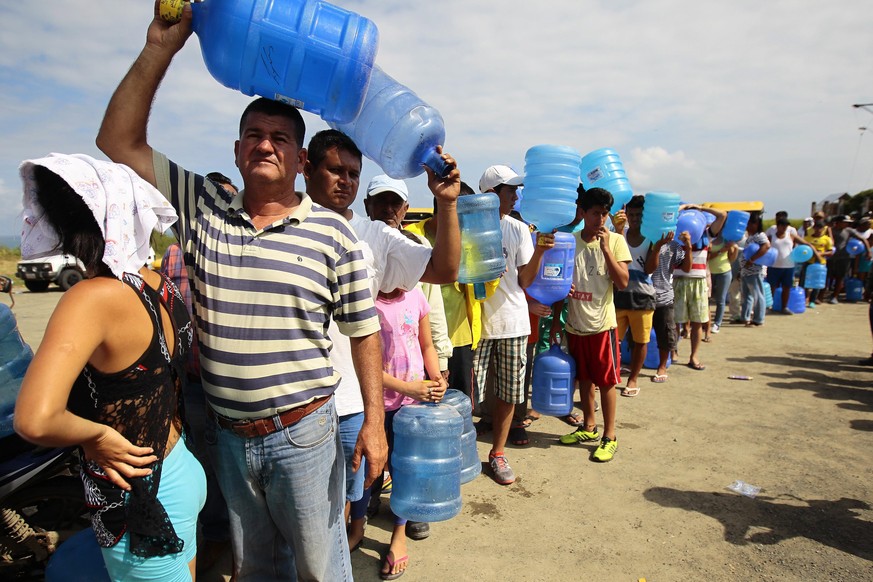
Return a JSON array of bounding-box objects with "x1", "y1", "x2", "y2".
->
[
  {"x1": 559, "y1": 425, "x2": 599, "y2": 445},
  {"x1": 592, "y1": 436, "x2": 618, "y2": 462}
]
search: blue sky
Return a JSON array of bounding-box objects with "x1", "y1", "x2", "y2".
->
[{"x1": 1, "y1": 0, "x2": 872, "y2": 242}]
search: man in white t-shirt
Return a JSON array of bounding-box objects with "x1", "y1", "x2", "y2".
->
[{"x1": 473, "y1": 165, "x2": 553, "y2": 485}]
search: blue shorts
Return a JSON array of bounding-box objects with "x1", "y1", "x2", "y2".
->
[
  {"x1": 766, "y1": 266, "x2": 795, "y2": 291},
  {"x1": 101, "y1": 437, "x2": 206, "y2": 581}
]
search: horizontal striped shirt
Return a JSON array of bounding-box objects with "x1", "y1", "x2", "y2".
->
[{"x1": 153, "y1": 152, "x2": 380, "y2": 420}]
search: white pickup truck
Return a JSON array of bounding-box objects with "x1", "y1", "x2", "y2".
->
[{"x1": 15, "y1": 254, "x2": 86, "y2": 292}]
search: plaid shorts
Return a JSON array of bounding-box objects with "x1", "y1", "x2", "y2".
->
[
  {"x1": 673, "y1": 277, "x2": 710, "y2": 323},
  {"x1": 472, "y1": 336, "x2": 528, "y2": 405}
]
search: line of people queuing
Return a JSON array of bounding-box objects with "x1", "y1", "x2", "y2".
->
[{"x1": 12, "y1": 6, "x2": 873, "y2": 582}]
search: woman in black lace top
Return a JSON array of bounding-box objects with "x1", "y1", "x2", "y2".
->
[{"x1": 15, "y1": 162, "x2": 205, "y2": 581}]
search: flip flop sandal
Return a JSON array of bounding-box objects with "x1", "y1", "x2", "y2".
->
[
  {"x1": 509, "y1": 425, "x2": 530, "y2": 446},
  {"x1": 651, "y1": 374, "x2": 668, "y2": 383},
  {"x1": 380, "y1": 551, "x2": 409, "y2": 580},
  {"x1": 687, "y1": 362, "x2": 706, "y2": 371},
  {"x1": 561, "y1": 412, "x2": 585, "y2": 427},
  {"x1": 474, "y1": 419, "x2": 493, "y2": 436},
  {"x1": 621, "y1": 386, "x2": 641, "y2": 397}
]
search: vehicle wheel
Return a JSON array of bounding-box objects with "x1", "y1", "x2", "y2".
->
[
  {"x1": 24, "y1": 280, "x2": 50, "y2": 292},
  {"x1": 58, "y1": 269, "x2": 84, "y2": 291},
  {"x1": 5, "y1": 476, "x2": 89, "y2": 539}
]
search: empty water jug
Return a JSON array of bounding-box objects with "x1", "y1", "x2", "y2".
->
[
  {"x1": 763, "y1": 281, "x2": 773, "y2": 309},
  {"x1": 0, "y1": 305, "x2": 33, "y2": 438},
  {"x1": 721, "y1": 210, "x2": 749, "y2": 242},
  {"x1": 329, "y1": 66, "x2": 448, "y2": 178},
  {"x1": 759, "y1": 247, "x2": 778, "y2": 267},
  {"x1": 390, "y1": 403, "x2": 463, "y2": 522},
  {"x1": 846, "y1": 238, "x2": 866, "y2": 257},
  {"x1": 441, "y1": 389, "x2": 480, "y2": 484},
  {"x1": 456, "y1": 193, "x2": 505, "y2": 292},
  {"x1": 845, "y1": 277, "x2": 864, "y2": 302},
  {"x1": 787, "y1": 286, "x2": 806, "y2": 314},
  {"x1": 641, "y1": 191, "x2": 681, "y2": 243},
  {"x1": 804, "y1": 263, "x2": 826, "y2": 289},
  {"x1": 743, "y1": 242, "x2": 760, "y2": 261},
  {"x1": 791, "y1": 245, "x2": 813, "y2": 263},
  {"x1": 520, "y1": 145, "x2": 581, "y2": 233},
  {"x1": 526, "y1": 232, "x2": 576, "y2": 305},
  {"x1": 191, "y1": 0, "x2": 378, "y2": 123},
  {"x1": 531, "y1": 345, "x2": 576, "y2": 416},
  {"x1": 579, "y1": 148, "x2": 633, "y2": 211},
  {"x1": 620, "y1": 329, "x2": 670, "y2": 369},
  {"x1": 676, "y1": 210, "x2": 706, "y2": 245}
]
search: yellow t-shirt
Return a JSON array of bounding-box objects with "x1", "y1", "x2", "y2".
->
[
  {"x1": 565, "y1": 231, "x2": 632, "y2": 336},
  {"x1": 804, "y1": 233, "x2": 833, "y2": 264}
]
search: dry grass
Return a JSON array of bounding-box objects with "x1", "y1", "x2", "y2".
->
[{"x1": 0, "y1": 247, "x2": 19, "y2": 280}]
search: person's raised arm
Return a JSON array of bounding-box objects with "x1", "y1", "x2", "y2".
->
[
  {"x1": 96, "y1": 1, "x2": 194, "y2": 185},
  {"x1": 646, "y1": 232, "x2": 674, "y2": 275},
  {"x1": 420, "y1": 148, "x2": 461, "y2": 284}
]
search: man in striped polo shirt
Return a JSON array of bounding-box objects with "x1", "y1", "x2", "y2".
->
[{"x1": 96, "y1": 12, "x2": 387, "y2": 581}]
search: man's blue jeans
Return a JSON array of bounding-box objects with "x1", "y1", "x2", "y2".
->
[
  {"x1": 741, "y1": 273, "x2": 765, "y2": 325},
  {"x1": 710, "y1": 271, "x2": 732, "y2": 327},
  {"x1": 206, "y1": 396, "x2": 351, "y2": 581}
]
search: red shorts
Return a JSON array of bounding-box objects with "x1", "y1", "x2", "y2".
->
[{"x1": 566, "y1": 329, "x2": 621, "y2": 389}]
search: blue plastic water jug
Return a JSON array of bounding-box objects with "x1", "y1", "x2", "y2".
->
[
  {"x1": 620, "y1": 329, "x2": 670, "y2": 370},
  {"x1": 846, "y1": 238, "x2": 865, "y2": 257},
  {"x1": 45, "y1": 528, "x2": 111, "y2": 582},
  {"x1": 763, "y1": 282, "x2": 773, "y2": 309},
  {"x1": 519, "y1": 145, "x2": 581, "y2": 233},
  {"x1": 0, "y1": 305, "x2": 33, "y2": 438},
  {"x1": 579, "y1": 148, "x2": 633, "y2": 211},
  {"x1": 676, "y1": 210, "x2": 706, "y2": 245},
  {"x1": 191, "y1": 0, "x2": 378, "y2": 124},
  {"x1": 759, "y1": 247, "x2": 778, "y2": 267},
  {"x1": 329, "y1": 66, "x2": 448, "y2": 178},
  {"x1": 390, "y1": 403, "x2": 463, "y2": 522},
  {"x1": 788, "y1": 286, "x2": 806, "y2": 314},
  {"x1": 526, "y1": 232, "x2": 575, "y2": 306},
  {"x1": 743, "y1": 242, "x2": 760, "y2": 261},
  {"x1": 530, "y1": 345, "x2": 576, "y2": 417},
  {"x1": 640, "y1": 191, "x2": 681, "y2": 243},
  {"x1": 440, "y1": 389, "x2": 480, "y2": 484},
  {"x1": 772, "y1": 285, "x2": 784, "y2": 311},
  {"x1": 791, "y1": 245, "x2": 813, "y2": 263},
  {"x1": 845, "y1": 277, "x2": 864, "y2": 301},
  {"x1": 804, "y1": 263, "x2": 826, "y2": 289},
  {"x1": 721, "y1": 210, "x2": 749, "y2": 242},
  {"x1": 456, "y1": 193, "x2": 505, "y2": 290}
]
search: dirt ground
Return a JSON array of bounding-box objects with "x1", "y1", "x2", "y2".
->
[{"x1": 6, "y1": 287, "x2": 872, "y2": 582}]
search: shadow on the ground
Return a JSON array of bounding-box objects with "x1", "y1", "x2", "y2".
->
[{"x1": 644, "y1": 487, "x2": 873, "y2": 562}]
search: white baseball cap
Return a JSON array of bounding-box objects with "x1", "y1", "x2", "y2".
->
[
  {"x1": 366, "y1": 174, "x2": 408, "y2": 201},
  {"x1": 478, "y1": 165, "x2": 524, "y2": 193}
]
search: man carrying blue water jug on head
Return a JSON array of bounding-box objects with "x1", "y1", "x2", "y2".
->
[
  {"x1": 551, "y1": 186, "x2": 631, "y2": 462},
  {"x1": 473, "y1": 165, "x2": 554, "y2": 485}
]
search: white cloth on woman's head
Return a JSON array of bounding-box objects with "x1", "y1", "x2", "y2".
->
[{"x1": 19, "y1": 153, "x2": 177, "y2": 279}]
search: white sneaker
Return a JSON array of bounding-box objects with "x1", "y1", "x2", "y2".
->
[{"x1": 711, "y1": 324, "x2": 720, "y2": 334}]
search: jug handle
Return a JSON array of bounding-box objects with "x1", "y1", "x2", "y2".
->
[{"x1": 422, "y1": 147, "x2": 450, "y2": 178}]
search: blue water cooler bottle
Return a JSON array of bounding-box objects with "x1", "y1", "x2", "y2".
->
[
  {"x1": 329, "y1": 66, "x2": 448, "y2": 178},
  {"x1": 441, "y1": 389, "x2": 480, "y2": 484},
  {"x1": 530, "y1": 345, "x2": 576, "y2": 417},
  {"x1": 520, "y1": 145, "x2": 581, "y2": 233},
  {"x1": 0, "y1": 305, "x2": 33, "y2": 438},
  {"x1": 456, "y1": 193, "x2": 505, "y2": 299},
  {"x1": 787, "y1": 286, "x2": 807, "y2": 314},
  {"x1": 191, "y1": 0, "x2": 379, "y2": 123},
  {"x1": 640, "y1": 191, "x2": 681, "y2": 243},
  {"x1": 721, "y1": 210, "x2": 750, "y2": 242},
  {"x1": 579, "y1": 148, "x2": 634, "y2": 211},
  {"x1": 804, "y1": 263, "x2": 826, "y2": 290},
  {"x1": 390, "y1": 403, "x2": 464, "y2": 522},
  {"x1": 526, "y1": 231, "x2": 576, "y2": 306},
  {"x1": 845, "y1": 278, "x2": 864, "y2": 301},
  {"x1": 676, "y1": 210, "x2": 707, "y2": 245}
]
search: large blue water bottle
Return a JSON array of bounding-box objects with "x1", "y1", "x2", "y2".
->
[
  {"x1": 721, "y1": 210, "x2": 749, "y2": 242},
  {"x1": 526, "y1": 231, "x2": 576, "y2": 305},
  {"x1": 456, "y1": 193, "x2": 505, "y2": 299},
  {"x1": 791, "y1": 245, "x2": 813, "y2": 263},
  {"x1": 530, "y1": 345, "x2": 576, "y2": 417},
  {"x1": 579, "y1": 148, "x2": 633, "y2": 211},
  {"x1": 519, "y1": 145, "x2": 581, "y2": 233},
  {"x1": 763, "y1": 282, "x2": 773, "y2": 309},
  {"x1": 390, "y1": 403, "x2": 463, "y2": 522},
  {"x1": 845, "y1": 277, "x2": 864, "y2": 301},
  {"x1": 191, "y1": 0, "x2": 379, "y2": 123},
  {"x1": 329, "y1": 66, "x2": 448, "y2": 178},
  {"x1": 676, "y1": 210, "x2": 707, "y2": 245},
  {"x1": 620, "y1": 329, "x2": 671, "y2": 369},
  {"x1": 441, "y1": 389, "x2": 480, "y2": 484},
  {"x1": 0, "y1": 305, "x2": 33, "y2": 438},
  {"x1": 641, "y1": 191, "x2": 681, "y2": 243},
  {"x1": 788, "y1": 286, "x2": 807, "y2": 314},
  {"x1": 846, "y1": 238, "x2": 866, "y2": 257},
  {"x1": 804, "y1": 263, "x2": 826, "y2": 289}
]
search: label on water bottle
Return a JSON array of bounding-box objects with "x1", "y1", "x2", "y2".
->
[
  {"x1": 275, "y1": 93, "x2": 305, "y2": 110},
  {"x1": 586, "y1": 167, "x2": 603, "y2": 183},
  {"x1": 543, "y1": 263, "x2": 563, "y2": 279},
  {"x1": 661, "y1": 211, "x2": 676, "y2": 221}
]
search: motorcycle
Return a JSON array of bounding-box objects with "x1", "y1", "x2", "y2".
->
[{"x1": 0, "y1": 304, "x2": 88, "y2": 579}]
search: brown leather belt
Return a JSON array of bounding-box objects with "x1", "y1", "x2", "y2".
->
[{"x1": 209, "y1": 395, "x2": 331, "y2": 439}]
